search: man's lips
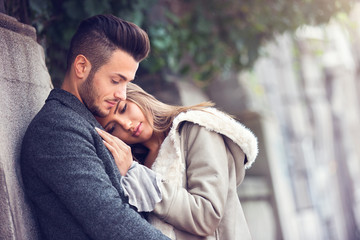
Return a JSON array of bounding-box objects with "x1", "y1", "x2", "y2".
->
[
  {"x1": 106, "y1": 100, "x2": 118, "y2": 108},
  {"x1": 132, "y1": 122, "x2": 142, "y2": 137}
]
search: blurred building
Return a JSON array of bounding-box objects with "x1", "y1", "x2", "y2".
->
[
  {"x1": 174, "y1": 8, "x2": 360, "y2": 236},
  {"x1": 205, "y1": 5, "x2": 360, "y2": 240}
]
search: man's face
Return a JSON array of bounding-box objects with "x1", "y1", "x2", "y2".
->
[{"x1": 79, "y1": 49, "x2": 139, "y2": 117}]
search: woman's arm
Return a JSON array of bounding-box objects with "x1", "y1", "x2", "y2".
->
[
  {"x1": 97, "y1": 127, "x2": 162, "y2": 212},
  {"x1": 154, "y1": 123, "x2": 230, "y2": 236}
]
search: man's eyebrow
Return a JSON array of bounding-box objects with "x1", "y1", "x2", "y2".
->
[
  {"x1": 116, "y1": 73, "x2": 127, "y2": 80},
  {"x1": 116, "y1": 73, "x2": 136, "y2": 81}
]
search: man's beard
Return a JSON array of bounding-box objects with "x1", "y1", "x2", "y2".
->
[{"x1": 79, "y1": 73, "x2": 107, "y2": 117}]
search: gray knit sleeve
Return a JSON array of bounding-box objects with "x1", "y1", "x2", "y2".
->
[{"x1": 120, "y1": 162, "x2": 162, "y2": 212}]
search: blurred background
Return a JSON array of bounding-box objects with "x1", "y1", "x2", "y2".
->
[{"x1": 3, "y1": 0, "x2": 360, "y2": 239}]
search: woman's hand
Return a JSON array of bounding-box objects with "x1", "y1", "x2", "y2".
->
[{"x1": 95, "y1": 127, "x2": 133, "y2": 176}]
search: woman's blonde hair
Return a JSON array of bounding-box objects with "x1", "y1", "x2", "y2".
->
[{"x1": 126, "y1": 82, "x2": 214, "y2": 134}]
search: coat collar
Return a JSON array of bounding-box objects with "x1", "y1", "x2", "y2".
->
[
  {"x1": 46, "y1": 88, "x2": 103, "y2": 129},
  {"x1": 170, "y1": 108, "x2": 258, "y2": 169}
]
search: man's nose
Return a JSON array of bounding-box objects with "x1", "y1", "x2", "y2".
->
[{"x1": 114, "y1": 85, "x2": 126, "y2": 101}]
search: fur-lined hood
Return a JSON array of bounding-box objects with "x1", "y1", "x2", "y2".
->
[
  {"x1": 152, "y1": 107, "x2": 258, "y2": 187},
  {"x1": 172, "y1": 107, "x2": 258, "y2": 169}
]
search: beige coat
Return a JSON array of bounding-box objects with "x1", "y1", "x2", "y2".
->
[{"x1": 149, "y1": 108, "x2": 258, "y2": 240}]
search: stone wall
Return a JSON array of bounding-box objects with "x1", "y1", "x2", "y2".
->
[{"x1": 0, "y1": 13, "x2": 52, "y2": 239}]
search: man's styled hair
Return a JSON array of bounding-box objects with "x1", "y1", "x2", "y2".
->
[{"x1": 66, "y1": 14, "x2": 150, "y2": 74}]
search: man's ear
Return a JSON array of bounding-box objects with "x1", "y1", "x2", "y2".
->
[{"x1": 73, "y1": 55, "x2": 91, "y2": 79}]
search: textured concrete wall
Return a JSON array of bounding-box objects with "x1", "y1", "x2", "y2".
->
[{"x1": 0, "y1": 13, "x2": 52, "y2": 239}]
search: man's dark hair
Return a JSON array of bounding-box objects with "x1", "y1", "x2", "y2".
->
[{"x1": 66, "y1": 14, "x2": 150, "y2": 74}]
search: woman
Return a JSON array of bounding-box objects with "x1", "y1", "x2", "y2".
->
[{"x1": 96, "y1": 83, "x2": 258, "y2": 240}]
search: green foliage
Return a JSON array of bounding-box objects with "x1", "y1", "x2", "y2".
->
[
  {"x1": 146, "y1": 0, "x2": 353, "y2": 84},
  {"x1": 7, "y1": 0, "x2": 353, "y2": 87},
  {"x1": 25, "y1": 0, "x2": 157, "y2": 87}
]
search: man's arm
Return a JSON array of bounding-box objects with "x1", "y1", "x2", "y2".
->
[{"x1": 32, "y1": 117, "x2": 169, "y2": 240}]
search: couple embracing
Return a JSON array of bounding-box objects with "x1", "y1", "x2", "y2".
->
[{"x1": 21, "y1": 14, "x2": 258, "y2": 240}]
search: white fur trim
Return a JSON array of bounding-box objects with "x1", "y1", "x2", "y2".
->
[{"x1": 172, "y1": 108, "x2": 258, "y2": 169}]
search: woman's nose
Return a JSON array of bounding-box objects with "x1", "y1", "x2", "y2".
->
[{"x1": 119, "y1": 118, "x2": 132, "y2": 130}]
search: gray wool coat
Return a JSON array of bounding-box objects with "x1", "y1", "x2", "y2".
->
[{"x1": 20, "y1": 89, "x2": 169, "y2": 240}]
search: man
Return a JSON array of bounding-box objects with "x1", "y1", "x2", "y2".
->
[{"x1": 21, "y1": 15, "x2": 169, "y2": 240}]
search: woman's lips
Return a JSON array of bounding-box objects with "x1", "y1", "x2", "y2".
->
[{"x1": 132, "y1": 122, "x2": 142, "y2": 137}]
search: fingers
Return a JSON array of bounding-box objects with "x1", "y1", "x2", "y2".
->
[
  {"x1": 96, "y1": 127, "x2": 128, "y2": 155},
  {"x1": 102, "y1": 140, "x2": 117, "y2": 157},
  {"x1": 95, "y1": 127, "x2": 133, "y2": 176},
  {"x1": 96, "y1": 127, "x2": 126, "y2": 148},
  {"x1": 96, "y1": 127, "x2": 118, "y2": 143}
]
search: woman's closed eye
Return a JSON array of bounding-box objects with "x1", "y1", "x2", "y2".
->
[
  {"x1": 106, "y1": 124, "x2": 116, "y2": 134},
  {"x1": 120, "y1": 103, "x2": 127, "y2": 113}
]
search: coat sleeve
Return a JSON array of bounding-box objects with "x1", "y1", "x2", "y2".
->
[
  {"x1": 153, "y1": 122, "x2": 230, "y2": 236},
  {"x1": 28, "y1": 114, "x2": 169, "y2": 240}
]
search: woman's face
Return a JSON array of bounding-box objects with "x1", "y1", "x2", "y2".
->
[{"x1": 96, "y1": 100, "x2": 154, "y2": 145}]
